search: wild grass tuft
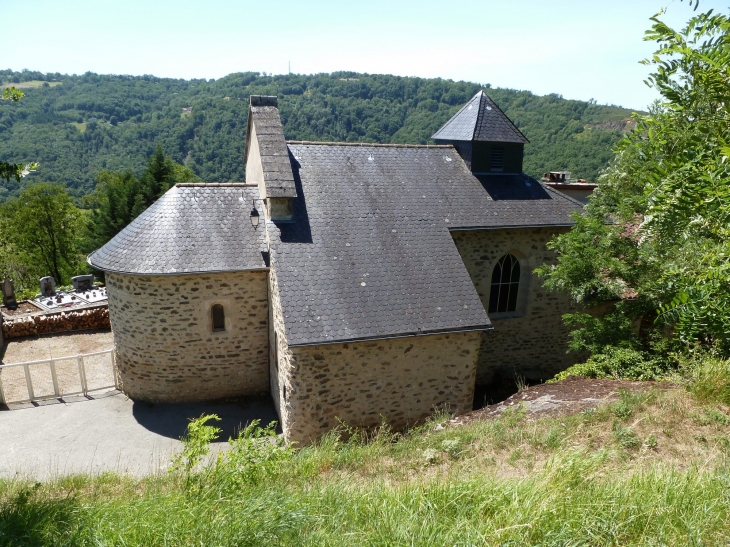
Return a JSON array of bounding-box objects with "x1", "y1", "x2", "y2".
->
[{"x1": 684, "y1": 353, "x2": 730, "y2": 406}]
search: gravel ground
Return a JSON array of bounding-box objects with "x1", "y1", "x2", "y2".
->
[{"x1": 0, "y1": 331, "x2": 115, "y2": 404}]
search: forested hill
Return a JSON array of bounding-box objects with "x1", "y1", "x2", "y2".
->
[{"x1": 0, "y1": 69, "x2": 637, "y2": 200}]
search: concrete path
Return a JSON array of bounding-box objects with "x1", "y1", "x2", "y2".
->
[{"x1": 0, "y1": 392, "x2": 279, "y2": 480}]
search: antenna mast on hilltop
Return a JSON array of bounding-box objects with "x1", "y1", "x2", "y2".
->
[{"x1": 288, "y1": 61, "x2": 291, "y2": 74}]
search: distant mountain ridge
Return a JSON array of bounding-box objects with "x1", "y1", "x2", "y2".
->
[{"x1": 0, "y1": 69, "x2": 638, "y2": 201}]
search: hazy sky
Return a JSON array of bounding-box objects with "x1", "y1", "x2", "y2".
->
[{"x1": 3, "y1": 0, "x2": 725, "y2": 110}]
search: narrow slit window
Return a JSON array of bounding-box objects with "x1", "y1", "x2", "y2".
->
[
  {"x1": 211, "y1": 304, "x2": 225, "y2": 332},
  {"x1": 491, "y1": 147, "x2": 504, "y2": 172},
  {"x1": 488, "y1": 254, "x2": 520, "y2": 314}
]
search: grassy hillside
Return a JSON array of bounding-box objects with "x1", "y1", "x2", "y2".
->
[
  {"x1": 1, "y1": 381, "x2": 729, "y2": 545},
  {"x1": 0, "y1": 69, "x2": 637, "y2": 201}
]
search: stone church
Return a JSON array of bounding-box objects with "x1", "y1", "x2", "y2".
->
[{"x1": 88, "y1": 91, "x2": 583, "y2": 443}]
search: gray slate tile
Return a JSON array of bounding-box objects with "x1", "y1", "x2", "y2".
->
[
  {"x1": 269, "y1": 143, "x2": 581, "y2": 347},
  {"x1": 88, "y1": 184, "x2": 267, "y2": 275},
  {"x1": 432, "y1": 91, "x2": 529, "y2": 144}
]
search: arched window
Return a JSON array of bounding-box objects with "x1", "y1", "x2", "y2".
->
[
  {"x1": 489, "y1": 254, "x2": 520, "y2": 314},
  {"x1": 211, "y1": 304, "x2": 225, "y2": 332}
]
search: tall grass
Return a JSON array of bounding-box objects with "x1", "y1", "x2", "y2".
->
[
  {"x1": 1, "y1": 459, "x2": 729, "y2": 545},
  {"x1": 685, "y1": 353, "x2": 730, "y2": 406},
  {"x1": 1, "y1": 389, "x2": 730, "y2": 545}
]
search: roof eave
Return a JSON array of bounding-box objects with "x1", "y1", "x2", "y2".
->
[
  {"x1": 447, "y1": 223, "x2": 575, "y2": 232},
  {"x1": 86, "y1": 253, "x2": 269, "y2": 277},
  {"x1": 286, "y1": 323, "x2": 493, "y2": 348}
]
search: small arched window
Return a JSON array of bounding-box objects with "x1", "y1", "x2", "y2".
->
[
  {"x1": 211, "y1": 304, "x2": 225, "y2": 332},
  {"x1": 489, "y1": 254, "x2": 520, "y2": 314}
]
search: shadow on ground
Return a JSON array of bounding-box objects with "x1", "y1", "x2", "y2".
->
[
  {"x1": 131, "y1": 396, "x2": 280, "y2": 441},
  {"x1": 473, "y1": 375, "x2": 524, "y2": 410}
]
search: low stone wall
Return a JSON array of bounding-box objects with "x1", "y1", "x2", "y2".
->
[{"x1": 1, "y1": 305, "x2": 110, "y2": 339}]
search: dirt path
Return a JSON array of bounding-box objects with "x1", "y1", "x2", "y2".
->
[
  {"x1": 456, "y1": 377, "x2": 678, "y2": 424},
  {"x1": 1, "y1": 330, "x2": 114, "y2": 364},
  {"x1": 0, "y1": 331, "x2": 115, "y2": 404}
]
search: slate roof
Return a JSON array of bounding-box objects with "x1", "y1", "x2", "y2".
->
[
  {"x1": 88, "y1": 184, "x2": 267, "y2": 275},
  {"x1": 432, "y1": 91, "x2": 529, "y2": 144},
  {"x1": 266, "y1": 142, "x2": 582, "y2": 347}
]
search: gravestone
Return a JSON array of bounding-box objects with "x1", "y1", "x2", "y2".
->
[
  {"x1": 39, "y1": 276, "x2": 56, "y2": 297},
  {"x1": 1, "y1": 277, "x2": 17, "y2": 310},
  {"x1": 72, "y1": 274, "x2": 94, "y2": 291}
]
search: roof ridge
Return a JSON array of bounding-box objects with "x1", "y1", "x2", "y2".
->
[
  {"x1": 286, "y1": 141, "x2": 453, "y2": 149},
  {"x1": 175, "y1": 183, "x2": 257, "y2": 188},
  {"x1": 472, "y1": 91, "x2": 485, "y2": 141}
]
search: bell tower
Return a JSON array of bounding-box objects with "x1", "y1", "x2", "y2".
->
[{"x1": 431, "y1": 90, "x2": 529, "y2": 175}]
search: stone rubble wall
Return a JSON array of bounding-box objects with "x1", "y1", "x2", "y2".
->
[
  {"x1": 1, "y1": 305, "x2": 110, "y2": 339},
  {"x1": 278, "y1": 331, "x2": 481, "y2": 445},
  {"x1": 106, "y1": 271, "x2": 269, "y2": 403},
  {"x1": 451, "y1": 227, "x2": 582, "y2": 384},
  {"x1": 266, "y1": 260, "x2": 289, "y2": 423}
]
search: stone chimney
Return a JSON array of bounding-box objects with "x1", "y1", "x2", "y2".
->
[{"x1": 244, "y1": 95, "x2": 297, "y2": 221}]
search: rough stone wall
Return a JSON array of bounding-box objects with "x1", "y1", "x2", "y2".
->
[
  {"x1": 106, "y1": 271, "x2": 269, "y2": 403},
  {"x1": 267, "y1": 260, "x2": 289, "y2": 421},
  {"x1": 451, "y1": 228, "x2": 581, "y2": 384},
  {"x1": 1, "y1": 305, "x2": 110, "y2": 338},
  {"x1": 277, "y1": 331, "x2": 481, "y2": 445}
]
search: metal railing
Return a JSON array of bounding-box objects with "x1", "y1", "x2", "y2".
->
[{"x1": 0, "y1": 349, "x2": 118, "y2": 405}]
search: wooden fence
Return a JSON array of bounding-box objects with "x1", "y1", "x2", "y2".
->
[{"x1": 0, "y1": 349, "x2": 118, "y2": 405}]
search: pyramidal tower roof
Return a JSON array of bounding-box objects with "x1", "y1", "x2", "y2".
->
[{"x1": 431, "y1": 91, "x2": 529, "y2": 144}]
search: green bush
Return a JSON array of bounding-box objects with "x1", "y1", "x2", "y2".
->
[{"x1": 552, "y1": 347, "x2": 672, "y2": 382}]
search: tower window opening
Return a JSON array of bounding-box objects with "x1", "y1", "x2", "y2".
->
[
  {"x1": 491, "y1": 148, "x2": 504, "y2": 172},
  {"x1": 211, "y1": 304, "x2": 226, "y2": 332}
]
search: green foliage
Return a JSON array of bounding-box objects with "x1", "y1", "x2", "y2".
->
[
  {"x1": 0, "y1": 70, "x2": 636, "y2": 201},
  {"x1": 684, "y1": 353, "x2": 730, "y2": 406},
  {"x1": 213, "y1": 421, "x2": 293, "y2": 490},
  {"x1": 1, "y1": 85, "x2": 38, "y2": 183},
  {"x1": 0, "y1": 182, "x2": 83, "y2": 286},
  {"x1": 171, "y1": 415, "x2": 292, "y2": 496},
  {"x1": 170, "y1": 413, "x2": 221, "y2": 480},
  {"x1": 83, "y1": 144, "x2": 197, "y2": 251},
  {"x1": 563, "y1": 307, "x2": 640, "y2": 354},
  {"x1": 2, "y1": 87, "x2": 23, "y2": 102},
  {"x1": 612, "y1": 422, "x2": 641, "y2": 450},
  {"x1": 539, "y1": 8, "x2": 730, "y2": 357},
  {"x1": 552, "y1": 347, "x2": 672, "y2": 382}
]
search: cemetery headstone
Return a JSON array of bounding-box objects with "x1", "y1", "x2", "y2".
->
[
  {"x1": 40, "y1": 276, "x2": 56, "y2": 297},
  {"x1": 2, "y1": 277, "x2": 18, "y2": 310},
  {"x1": 72, "y1": 274, "x2": 94, "y2": 291}
]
